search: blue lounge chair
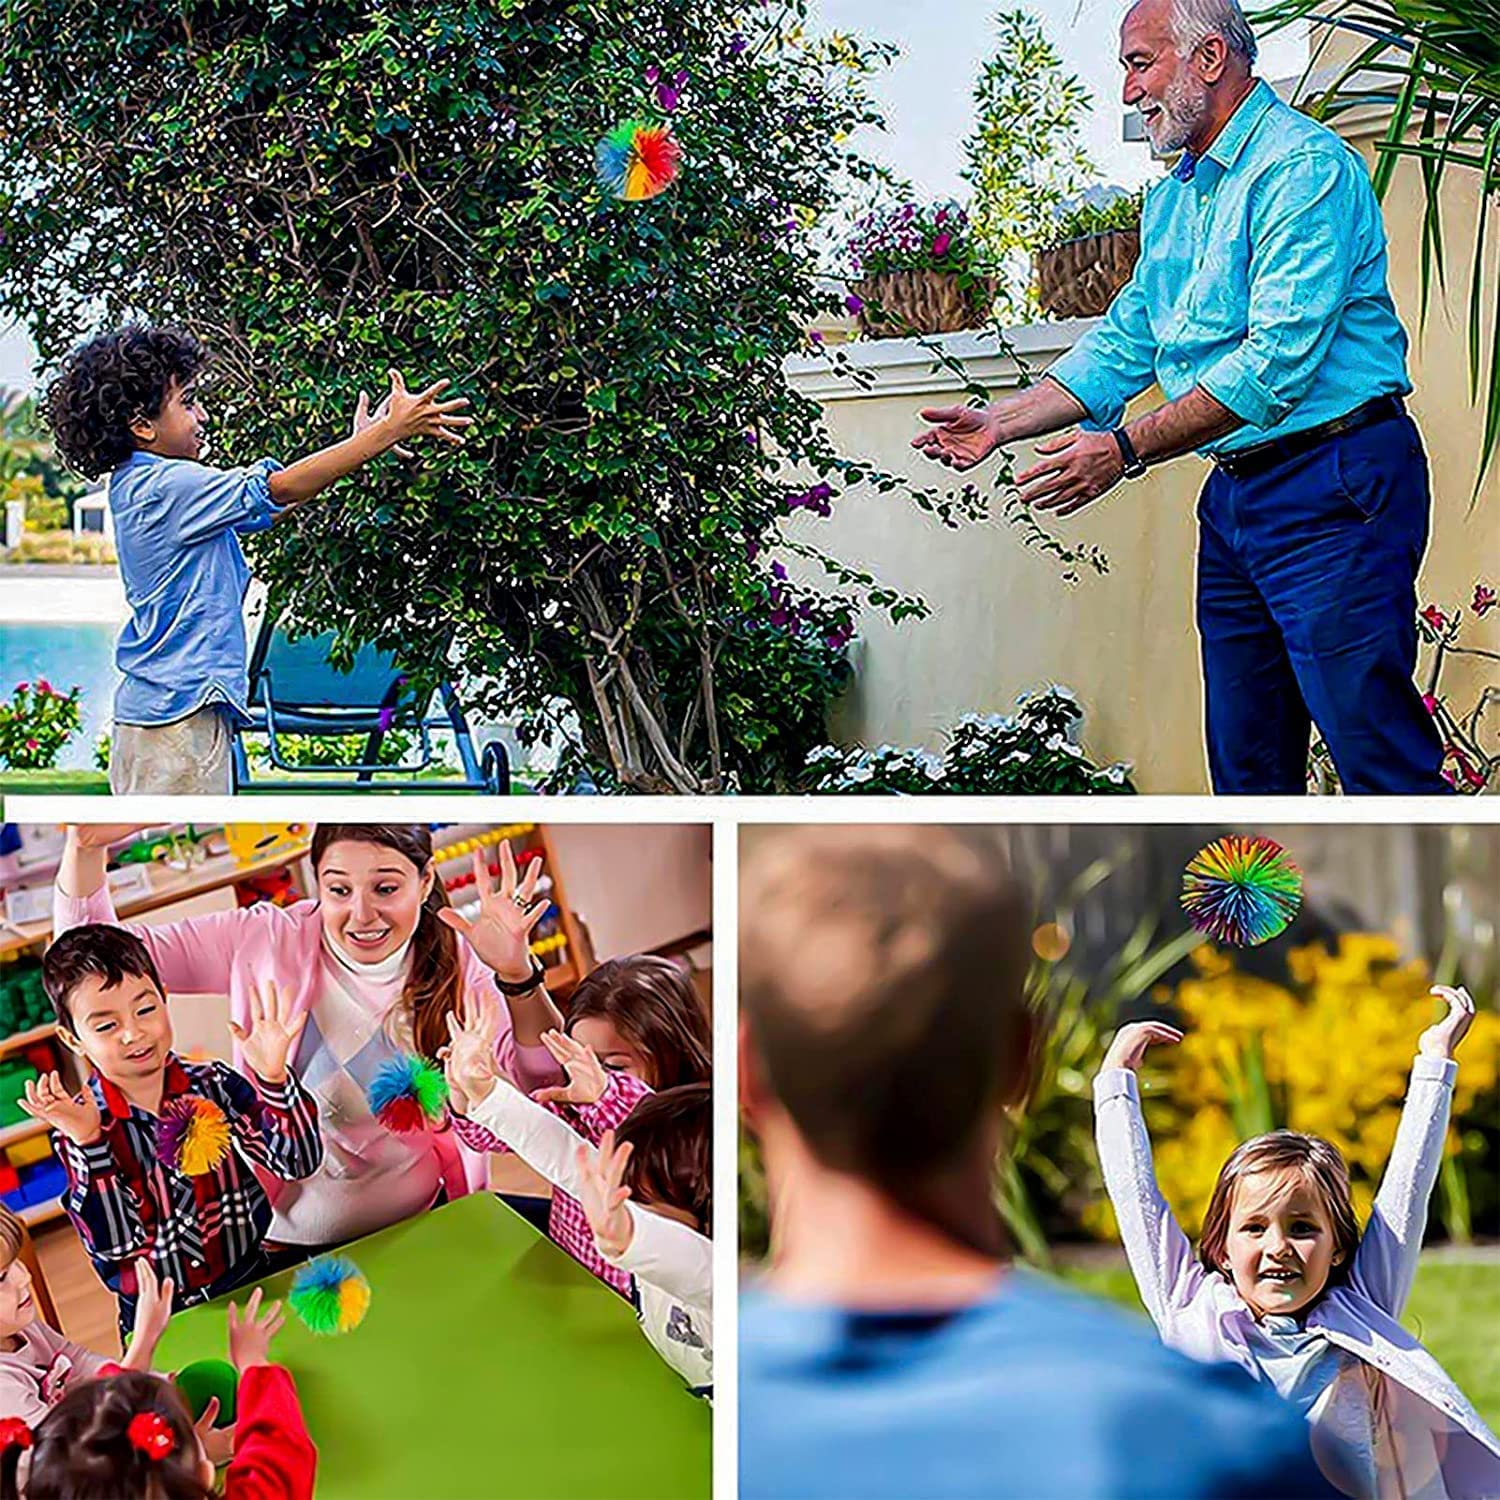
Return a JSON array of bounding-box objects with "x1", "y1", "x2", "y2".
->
[{"x1": 231, "y1": 617, "x2": 509, "y2": 793}]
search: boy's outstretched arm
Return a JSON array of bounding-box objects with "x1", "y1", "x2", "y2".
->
[
  {"x1": 1352, "y1": 986, "x2": 1475, "y2": 1318},
  {"x1": 1093, "y1": 1021, "x2": 1201, "y2": 1331},
  {"x1": 267, "y1": 370, "x2": 471, "y2": 510}
]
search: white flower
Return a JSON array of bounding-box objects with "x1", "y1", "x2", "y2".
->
[
  {"x1": 1002, "y1": 750, "x2": 1031, "y2": 765},
  {"x1": 846, "y1": 763, "x2": 874, "y2": 783},
  {"x1": 1103, "y1": 765, "x2": 1127, "y2": 783},
  {"x1": 1045, "y1": 734, "x2": 1063, "y2": 751}
]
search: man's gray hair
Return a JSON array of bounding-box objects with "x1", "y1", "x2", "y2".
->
[{"x1": 1171, "y1": 0, "x2": 1259, "y2": 65}]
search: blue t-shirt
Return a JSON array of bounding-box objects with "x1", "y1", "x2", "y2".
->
[
  {"x1": 740, "y1": 1271, "x2": 1335, "y2": 1500},
  {"x1": 107, "y1": 449, "x2": 283, "y2": 727}
]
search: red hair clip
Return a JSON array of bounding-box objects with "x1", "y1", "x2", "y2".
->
[
  {"x1": 0, "y1": 1417, "x2": 32, "y2": 1453},
  {"x1": 126, "y1": 1410, "x2": 176, "y2": 1461}
]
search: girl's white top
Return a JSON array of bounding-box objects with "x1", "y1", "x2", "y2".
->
[
  {"x1": 1094, "y1": 1057, "x2": 1500, "y2": 1500},
  {"x1": 465, "y1": 1081, "x2": 713, "y2": 1392}
]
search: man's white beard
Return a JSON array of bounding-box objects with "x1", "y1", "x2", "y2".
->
[{"x1": 1151, "y1": 70, "x2": 1211, "y2": 153}]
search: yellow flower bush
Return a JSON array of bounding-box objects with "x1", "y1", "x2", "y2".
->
[{"x1": 1134, "y1": 936, "x2": 1500, "y2": 1243}]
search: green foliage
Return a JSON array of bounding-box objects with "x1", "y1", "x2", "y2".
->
[
  {"x1": 0, "y1": 0, "x2": 1013, "y2": 792},
  {"x1": 1043, "y1": 191, "x2": 1143, "y2": 251},
  {"x1": 0, "y1": 679, "x2": 82, "y2": 769},
  {"x1": 963, "y1": 9, "x2": 1097, "y2": 323},
  {"x1": 0, "y1": 392, "x2": 83, "y2": 531}
]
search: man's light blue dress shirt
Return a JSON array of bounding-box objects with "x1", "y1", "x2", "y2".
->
[
  {"x1": 107, "y1": 450, "x2": 283, "y2": 726},
  {"x1": 1047, "y1": 80, "x2": 1411, "y2": 454}
]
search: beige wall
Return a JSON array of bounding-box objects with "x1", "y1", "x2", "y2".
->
[{"x1": 790, "y1": 95, "x2": 1498, "y2": 794}]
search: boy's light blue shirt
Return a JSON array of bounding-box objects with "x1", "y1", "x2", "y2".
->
[
  {"x1": 1047, "y1": 80, "x2": 1411, "y2": 454},
  {"x1": 107, "y1": 450, "x2": 283, "y2": 727}
]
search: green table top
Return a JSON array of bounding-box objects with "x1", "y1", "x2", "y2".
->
[{"x1": 154, "y1": 1194, "x2": 710, "y2": 1500}]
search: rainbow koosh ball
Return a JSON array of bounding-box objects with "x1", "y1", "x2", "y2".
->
[
  {"x1": 174, "y1": 1358, "x2": 237, "y2": 1427},
  {"x1": 595, "y1": 120, "x2": 681, "y2": 201},
  {"x1": 289, "y1": 1256, "x2": 371, "y2": 1336},
  {"x1": 156, "y1": 1096, "x2": 231, "y2": 1176},
  {"x1": 1182, "y1": 835, "x2": 1303, "y2": 947},
  {"x1": 367, "y1": 1054, "x2": 449, "y2": 1134}
]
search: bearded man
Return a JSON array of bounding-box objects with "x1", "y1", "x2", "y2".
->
[{"x1": 915, "y1": 0, "x2": 1449, "y2": 796}]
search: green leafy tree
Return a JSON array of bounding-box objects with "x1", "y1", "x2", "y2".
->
[
  {"x1": 0, "y1": 391, "x2": 82, "y2": 528},
  {"x1": 0, "y1": 0, "x2": 1012, "y2": 792},
  {"x1": 963, "y1": 9, "x2": 1098, "y2": 323}
]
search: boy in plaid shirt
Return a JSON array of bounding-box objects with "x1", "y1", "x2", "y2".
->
[{"x1": 27, "y1": 925, "x2": 321, "y2": 1339}]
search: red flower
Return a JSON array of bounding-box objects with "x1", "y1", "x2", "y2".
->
[
  {"x1": 35, "y1": 678, "x2": 52, "y2": 695},
  {"x1": 1419, "y1": 605, "x2": 1451, "y2": 634},
  {"x1": 24, "y1": 739, "x2": 38, "y2": 752},
  {"x1": 1473, "y1": 583, "x2": 1497, "y2": 617},
  {"x1": 1420, "y1": 694, "x2": 1440, "y2": 716},
  {"x1": 931, "y1": 231, "x2": 953, "y2": 258}
]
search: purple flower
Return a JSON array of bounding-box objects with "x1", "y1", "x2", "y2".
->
[
  {"x1": 743, "y1": 428, "x2": 759, "y2": 447},
  {"x1": 377, "y1": 706, "x2": 397, "y2": 733},
  {"x1": 646, "y1": 64, "x2": 661, "y2": 84},
  {"x1": 746, "y1": 537, "x2": 760, "y2": 562},
  {"x1": 809, "y1": 330, "x2": 824, "y2": 346},
  {"x1": 844, "y1": 293, "x2": 864, "y2": 314},
  {"x1": 771, "y1": 561, "x2": 788, "y2": 581},
  {"x1": 931, "y1": 231, "x2": 953, "y2": 258},
  {"x1": 674, "y1": 69, "x2": 688, "y2": 88},
  {"x1": 826, "y1": 622, "x2": 854, "y2": 650},
  {"x1": 656, "y1": 84, "x2": 680, "y2": 112},
  {"x1": 729, "y1": 33, "x2": 747, "y2": 55}
]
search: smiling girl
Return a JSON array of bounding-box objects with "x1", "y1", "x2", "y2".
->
[
  {"x1": 52, "y1": 823, "x2": 565, "y2": 1256},
  {"x1": 1094, "y1": 987, "x2": 1500, "y2": 1499}
]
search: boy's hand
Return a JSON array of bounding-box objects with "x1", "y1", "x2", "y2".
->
[
  {"x1": 353, "y1": 389, "x2": 414, "y2": 460},
  {"x1": 227, "y1": 1286, "x2": 284, "y2": 1374},
  {"x1": 576, "y1": 1129, "x2": 635, "y2": 1260},
  {"x1": 1419, "y1": 986, "x2": 1476, "y2": 1060},
  {"x1": 531, "y1": 1029, "x2": 609, "y2": 1108},
  {"x1": 435, "y1": 842, "x2": 550, "y2": 985},
  {"x1": 121, "y1": 1259, "x2": 175, "y2": 1370},
  {"x1": 20, "y1": 1071, "x2": 103, "y2": 1146},
  {"x1": 1100, "y1": 1021, "x2": 1184, "y2": 1075},
  {"x1": 229, "y1": 980, "x2": 308, "y2": 1085},
  {"x1": 441, "y1": 988, "x2": 501, "y2": 1109},
  {"x1": 380, "y1": 369, "x2": 473, "y2": 447}
]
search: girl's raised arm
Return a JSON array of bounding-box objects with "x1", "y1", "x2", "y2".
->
[
  {"x1": 1352, "y1": 986, "x2": 1474, "y2": 1319},
  {"x1": 1093, "y1": 1021, "x2": 1202, "y2": 1333}
]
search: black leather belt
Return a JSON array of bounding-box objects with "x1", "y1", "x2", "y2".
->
[{"x1": 1211, "y1": 394, "x2": 1406, "y2": 480}]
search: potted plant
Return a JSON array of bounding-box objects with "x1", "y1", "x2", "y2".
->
[
  {"x1": 846, "y1": 200, "x2": 995, "y2": 337},
  {"x1": 1035, "y1": 191, "x2": 1142, "y2": 320}
]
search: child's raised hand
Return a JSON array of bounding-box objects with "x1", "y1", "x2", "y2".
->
[
  {"x1": 194, "y1": 1400, "x2": 235, "y2": 1467},
  {"x1": 353, "y1": 388, "x2": 414, "y2": 459},
  {"x1": 435, "y1": 842, "x2": 550, "y2": 985},
  {"x1": 67, "y1": 822, "x2": 147, "y2": 851},
  {"x1": 531, "y1": 1029, "x2": 609, "y2": 1107},
  {"x1": 229, "y1": 980, "x2": 308, "y2": 1085},
  {"x1": 1100, "y1": 1021, "x2": 1184, "y2": 1075},
  {"x1": 380, "y1": 368, "x2": 473, "y2": 447},
  {"x1": 441, "y1": 987, "x2": 501, "y2": 1109},
  {"x1": 576, "y1": 1129, "x2": 635, "y2": 1260},
  {"x1": 1419, "y1": 985, "x2": 1476, "y2": 1060},
  {"x1": 19, "y1": 1071, "x2": 102, "y2": 1146},
  {"x1": 122, "y1": 1259, "x2": 176, "y2": 1370},
  {"x1": 227, "y1": 1286, "x2": 284, "y2": 1374}
]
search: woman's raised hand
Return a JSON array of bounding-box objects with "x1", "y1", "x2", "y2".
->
[
  {"x1": 1419, "y1": 985, "x2": 1476, "y2": 1060},
  {"x1": 229, "y1": 979, "x2": 308, "y2": 1085},
  {"x1": 1100, "y1": 1020, "x2": 1184, "y2": 1075},
  {"x1": 435, "y1": 842, "x2": 549, "y2": 983}
]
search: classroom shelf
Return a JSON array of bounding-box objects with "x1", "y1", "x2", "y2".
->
[
  {"x1": 0, "y1": 1118, "x2": 48, "y2": 1151},
  {"x1": 19, "y1": 1196, "x2": 66, "y2": 1229},
  {"x1": 0, "y1": 1023, "x2": 58, "y2": 1056}
]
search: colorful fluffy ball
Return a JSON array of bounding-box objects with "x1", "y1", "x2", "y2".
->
[
  {"x1": 595, "y1": 120, "x2": 681, "y2": 201},
  {"x1": 156, "y1": 1096, "x2": 231, "y2": 1177},
  {"x1": 289, "y1": 1255, "x2": 371, "y2": 1336},
  {"x1": 367, "y1": 1054, "x2": 449, "y2": 1134},
  {"x1": 1182, "y1": 835, "x2": 1303, "y2": 947}
]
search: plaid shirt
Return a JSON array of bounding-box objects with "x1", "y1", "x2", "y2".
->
[
  {"x1": 453, "y1": 1069, "x2": 651, "y2": 1296},
  {"x1": 58, "y1": 1053, "x2": 322, "y2": 1303}
]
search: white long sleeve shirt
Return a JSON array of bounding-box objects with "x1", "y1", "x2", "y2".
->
[{"x1": 465, "y1": 1082, "x2": 713, "y2": 1393}]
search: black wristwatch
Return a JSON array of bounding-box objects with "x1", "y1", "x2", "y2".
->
[
  {"x1": 494, "y1": 956, "x2": 547, "y2": 996},
  {"x1": 1111, "y1": 426, "x2": 1147, "y2": 479}
]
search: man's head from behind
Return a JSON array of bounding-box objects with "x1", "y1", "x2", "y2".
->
[
  {"x1": 1121, "y1": 0, "x2": 1257, "y2": 153},
  {"x1": 739, "y1": 825, "x2": 1033, "y2": 1257},
  {"x1": 42, "y1": 924, "x2": 174, "y2": 1086},
  {"x1": 44, "y1": 324, "x2": 209, "y2": 480}
]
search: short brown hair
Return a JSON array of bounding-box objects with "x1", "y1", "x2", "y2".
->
[
  {"x1": 42, "y1": 924, "x2": 165, "y2": 1033},
  {"x1": 1198, "y1": 1131, "x2": 1360, "y2": 1284},
  {"x1": 616, "y1": 1082, "x2": 711, "y2": 1233},
  {"x1": 566, "y1": 956, "x2": 711, "y2": 1090},
  {"x1": 740, "y1": 825, "x2": 1032, "y2": 1250}
]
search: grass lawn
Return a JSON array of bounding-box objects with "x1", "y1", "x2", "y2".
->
[
  {"x1": 0, "y1": 769, "x2": 110, "y2": 795},
  {"x1": 1053, "y1": 1253, "x2": 1500, "y2": 1431}
]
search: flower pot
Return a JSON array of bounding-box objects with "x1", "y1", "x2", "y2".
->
[
  {"x1": 1035, "y1": 228, "x2": 1140, "y2": 319},
  {"x1": 850, "y1": 270, "x2": 995, "y2": 337}
]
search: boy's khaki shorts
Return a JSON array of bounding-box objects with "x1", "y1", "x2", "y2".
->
[{"x1": 109, "y1": 705, "x2": 234, "y2": 795}]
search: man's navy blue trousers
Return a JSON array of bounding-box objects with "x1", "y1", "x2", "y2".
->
[{"x1": 1196, "y1": 410, "x2": 1451, "y2": 794}]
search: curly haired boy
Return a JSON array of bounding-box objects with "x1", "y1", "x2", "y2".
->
[{"x1": 45, "y1": 325, "x2": 471, "y2": 793}]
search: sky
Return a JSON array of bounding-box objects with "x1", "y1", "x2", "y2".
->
[{"x1": 0, "y1": 3, "x2": 1307, "y2": 392}]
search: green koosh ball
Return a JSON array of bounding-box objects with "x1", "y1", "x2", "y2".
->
[{"x1": 174, "y1": 1359, "x2": 238, "y2": 1427}]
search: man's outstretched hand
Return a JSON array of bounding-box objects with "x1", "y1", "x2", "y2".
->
[
  {"x1": 911, "y1": 404, "x2": 1006, "y2": 471},
  {"x1": 1016, "y1": 430, "x2": 1125, "y2": 516}
]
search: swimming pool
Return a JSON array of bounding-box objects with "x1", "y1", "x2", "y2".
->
[{"x1": 0, "y1": 622, "x2": 118, "y2": 770}]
